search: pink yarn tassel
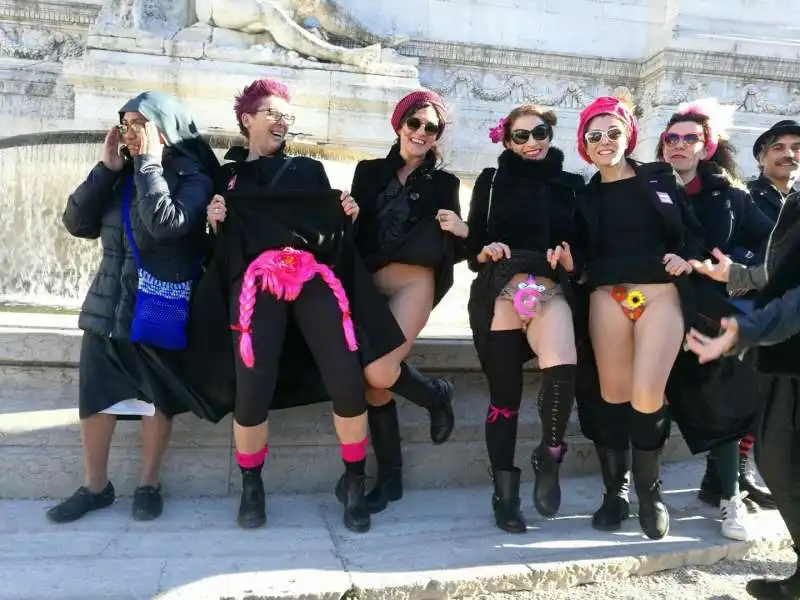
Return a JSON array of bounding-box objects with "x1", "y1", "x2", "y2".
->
[
  {"x1": 234, "y1": 247, "x2": 358, "y2": 368},
  {"x1": 314, "y1": 263, "x2": 359, "y2": 352}
]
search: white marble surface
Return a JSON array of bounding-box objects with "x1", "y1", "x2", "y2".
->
[{"x1": 0, "y1": 460, "x2": 788, "y2": 600}]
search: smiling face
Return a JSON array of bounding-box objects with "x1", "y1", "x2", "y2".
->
[
  {"x1": 507, "y1": 114, "x2": 551, "y2": 161},
  {"x1": 662, "y1": 120, "x2": 708, "y2": 176},
  {"x1": 397, "y1": 105, "x2": 441, "y2": 159},
  {"x1": 583, "y1": 114, "x2": 628, "y2": 167},
  {"x1": 759, "y1": 133, "x2": 800, "y2": 183},
  {"x1": 241, "y1": 94, "x2": 294, "y2": 156}
]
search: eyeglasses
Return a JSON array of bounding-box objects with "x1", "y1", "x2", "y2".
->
[
  {"x1": 256, "y1": 108, "x2": 296, "y2": 125},
  {"x1": 584, "y1": 126, "x2": 625, "y2": 145},
  {"x1": 405, "y1": 117, "x2": 440, "y2": 136},
  {"x1": 117, "y1": 122, "x2": 146, "y2": 135},
  {"x1": 510, "y1": 124, "x2": 551, "y2": 145},
  {"x1": 663, "y1": 132, "x2": 704, "y2": 146}
]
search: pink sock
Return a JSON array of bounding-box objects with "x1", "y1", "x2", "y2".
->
[
  {"x1": 236, "y1": 446, "x2": 268, "y2": 469},
  {"x1": 341, "y1": 438, "x2": 368, "y2": 463},
  {"x1": 546, "y1": 444, "x2": 564, "y2": 460}
]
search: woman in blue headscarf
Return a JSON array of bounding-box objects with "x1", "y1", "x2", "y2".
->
[{"x1": 47, "y1": 91, "x2": 216, "y2": 524}]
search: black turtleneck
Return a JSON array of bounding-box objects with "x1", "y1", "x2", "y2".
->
[{"x1": 465, "y1": 147, "x2": 585, "y2": 271}]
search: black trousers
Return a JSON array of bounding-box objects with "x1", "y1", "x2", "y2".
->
[
  {"x1": 231, "y1": 275, "x2": 366, "y2": 427},
  {"x1": 755, "y1": 375, "x2": 800, "y2": 547}
]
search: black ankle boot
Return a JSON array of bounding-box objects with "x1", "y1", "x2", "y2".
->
[
  {"x1": 698, "y1": 452, "x2": 723, "y2": 507},
  {"x1": 390, "y1": 363, "x2": 455, "y2": 444},
  {"x1": 632, "y1": 446, "x2": 669, "y2": 540},
  {"x1": 335, "y1": 472, "x2": 371, "y2": 533},
  {"x1": 531, "y1": 443, "x2": 566, "y2": 517},
  {"x1": 740, "y1": 453, "x2": 778, "y2": 510},
  {"x1": 365, "y1": 400, "x2": 404, "y2": 514},
  {"x1": 746, "y1": 548, "x2": 800, "y2": 599},
  {"x1": 237, "y1": 467, "x2": 266, "y2": 529},
  {"x1": 491, "y1": 467, "x2": 527, "y2": 533},
  {"x1": 592, "y1": 444, "x2": 631, "y2": 532}
]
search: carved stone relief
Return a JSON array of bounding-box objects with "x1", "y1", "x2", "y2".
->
[{"x1": 0, "y1": 25, "x2": 84, "y2": 61}]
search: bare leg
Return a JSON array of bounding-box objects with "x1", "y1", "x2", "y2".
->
[
  {"x1": 234, "y1": 421, "x2": 270, "y2": 455},
  {"x1": 631, "y1": 287, "x2": 683, "y2": 414},
  {"x1": 526, "y1": 295, "x2": 576, "y2": 368},
  {"x1": 81, "y1": 413, "x2": 117, "y2": 492},
  {"x1": 333, "y1": 414, "x2": 368, "y2": 444},
  {"x1": 139, "y1": 409, "x2": 173, "y2": 487},
  {"x1": 589, "y1": 290, "x2": 634, "y2": 405}
]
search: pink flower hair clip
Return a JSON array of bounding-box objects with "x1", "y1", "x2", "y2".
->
[{"x1": 489, "y1": 117, "x2": 508, "y2": 144}]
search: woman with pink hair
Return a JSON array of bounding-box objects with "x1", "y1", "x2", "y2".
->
[
  {"x1": 574, "y1": 95, "x2": 704, "y2": 539},
  {"x1": 200, "y1": 78, "x2": 405, "y2": 533},
  {"x1": 347, "y1": 89, "x2": 466, "y2": 513}
]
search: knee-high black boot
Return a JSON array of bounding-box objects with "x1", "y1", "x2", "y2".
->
[
  {"x1": 630, "y1": 406, "x2": 670, "y2": 540},
  {"x1": 364, "y1": 400, "x2": 403, "y2": 513},
  {"x1": 389, "y1": 362, "x2": 455, "y2": 444}
]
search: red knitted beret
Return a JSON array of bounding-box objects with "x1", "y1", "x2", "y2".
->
[
  {"x1": 391, "y1": 89, "x2": 447, "y2": 132},
  {"x1": 577, "y1": 96, "x2": 638, "y2": 164}
]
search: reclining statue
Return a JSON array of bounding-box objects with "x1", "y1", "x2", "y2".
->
[{"x1": 93, "y1": 0, "x2": 408, "y2": 71}]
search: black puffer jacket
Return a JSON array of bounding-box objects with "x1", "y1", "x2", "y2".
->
[{"x1": 63, "y1": 152, "x2": 213, "y2": 339}]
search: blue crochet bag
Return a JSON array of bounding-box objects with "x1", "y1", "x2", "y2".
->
[{"x1": 122, "y1": 176, "x2": 194, "y2": 350}]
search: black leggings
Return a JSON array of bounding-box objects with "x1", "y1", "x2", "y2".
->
[{"x1": 231, "y1": 275, "x2": 366, "y2": 427}]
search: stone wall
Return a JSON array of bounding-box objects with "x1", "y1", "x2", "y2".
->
[{"x1": 1, "y1": 0, "x2": 800, "y2": 179}]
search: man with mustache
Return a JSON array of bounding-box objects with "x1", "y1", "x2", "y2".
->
[
  {"x1": 729, "y1": 120, "x2": 800, "y2": 513},
  {"x1": 749, "y1": 120, "x2": 800, "y2": 223}
]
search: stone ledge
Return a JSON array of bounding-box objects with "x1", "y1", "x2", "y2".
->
[{"x1": 0, "y1": 325, "x2": 539, "y2": 372}]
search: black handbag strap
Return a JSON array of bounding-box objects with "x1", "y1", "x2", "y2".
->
[{"x1": 267, "y1": 156, "x2": 294, "y2": 189}]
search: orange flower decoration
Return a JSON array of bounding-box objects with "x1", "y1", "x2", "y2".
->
[{"x1": 611, "y1": 286, "x2": 627, "y2": 302}]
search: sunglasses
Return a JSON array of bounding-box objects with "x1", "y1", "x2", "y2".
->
[
  {"x1": 663, "y1": 132, "x2": 704, "y2": 146},
  {"x1": 584, "y1": 126, "x2": 625, "y2": 145},
  {"x1": 405, "y1": 117, "x2": 440, "y2": 136},
  {"x1": 117, "y1": 122, "x2": 146, "y2": 135},
  {"x1": 256, "y1": 108, "x2": 296, "y2": 125},
  {"x1": 510, "y1": 124, "x2": 551, "y2": 145}
]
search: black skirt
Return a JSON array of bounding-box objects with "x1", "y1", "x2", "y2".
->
[
  {"x1": 78, "y1": 331, "x2": 189, "y2": 419},
  {"x1": 467, "y1": 250, "x2": 568, "y2": 370}
]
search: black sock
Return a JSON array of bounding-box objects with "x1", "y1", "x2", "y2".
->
[
  {"x1": 389, "y1": 362, "x2": 441, "y2": 408},
  {"x1": 538, "y1": 364, "x2": 576, "y2": 449},
  {"x1": 598, "y1": 401, "x2": 632, "y2": 451},
  {"x1": 629, "y1": 405, "x2": 668, "y2": 451},
  {"x1": 343, "y1": 459, "x2": 366, "y2": 477},
  {"x1": 483, "y1": 330, "x2": 525, "y2": 471}
]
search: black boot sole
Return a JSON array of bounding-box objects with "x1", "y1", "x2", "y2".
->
[
  {"x1": 494, "y1": 518, "x2": 527, "y2": 534},
  {"x1": 237, "y1": 514, "x2": 266, "y2": 529},
  {"x1": 697, "y1": 487, "x2": 722, "y2": 508}
]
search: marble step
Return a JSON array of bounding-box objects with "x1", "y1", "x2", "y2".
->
[{"x1": 0, "y1": 327, "x2": 691, "y2": 499}]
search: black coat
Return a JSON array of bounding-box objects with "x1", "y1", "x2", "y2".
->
[
  {"x1": 63, "y1": 152, "x2": 213, "y2": 339},
  {"x1": 180, "y1": 148, "x2": 405, "y2": 422},
  {"x1": 738, "y1": 191, "x2": 800, "y2": 377},
  {"x1": 351, "y1": 146, "x2": 465, "y2": 307},
  {"x1": 689, "y1": 165, "x2": 772, "y2": 267},
  {"x1": 747, "y1": 175, "x2": 796, "y2": 224}
]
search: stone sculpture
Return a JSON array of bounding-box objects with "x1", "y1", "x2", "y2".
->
[{"x1": 91, "y1": 0, "x2": 413, "y2": 74}]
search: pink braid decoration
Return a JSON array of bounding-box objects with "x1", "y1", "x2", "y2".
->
[
  {"x1": 235, "y1": 247, "x2": 358, "y2": 368},
  {"x1": 512, "y1": 275, "x2": 546, "y2": 319},
  {"x1": 489, "y1": 117, "x2": 508, "y2": 143}
]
